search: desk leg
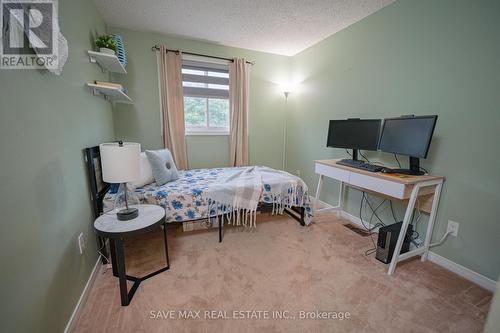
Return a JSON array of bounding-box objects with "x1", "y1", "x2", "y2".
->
[
  {"x1": 388, "y1": 186, "x2": 419, "y2": 275},
  {"x1": 421, "y1": 183, "x2": 443, "y2": 262},
  {"x1": 337, "y1": 181, "x2": 344, "y2": 215},
  {"x1": 314, "y1": 174, "x2": 324, "y2": 212}
]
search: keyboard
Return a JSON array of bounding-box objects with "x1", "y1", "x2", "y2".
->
[{"x1": 336, "y1": 159, "x2": 384, "y2": 172}]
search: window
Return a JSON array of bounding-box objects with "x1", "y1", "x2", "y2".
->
[{"x1": 182, "y1": 60, "x2": 230, "y2": 135}]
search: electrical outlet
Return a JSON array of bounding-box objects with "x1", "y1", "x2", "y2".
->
[
  {"x1": 78, "y1": 232, "x2": 85, "y2": 254},
  {"x1": 447, "y1": 220, "x2": 459, "y2": 237},
  {"x1": 296, "y1": 170, "x2": 301, "y2": 177}
]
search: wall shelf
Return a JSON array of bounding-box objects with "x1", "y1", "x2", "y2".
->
[
  {"x1": 87, "y1": 50, "x2": 127, "y2": 74},
  {"x1": 86, "y1": 83, "x2": 133, "y2": 104}
]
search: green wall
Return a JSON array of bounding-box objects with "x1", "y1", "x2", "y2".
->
[
  {"x1": 0, "y1": 1, "x2": 114, "y2": 332},
  {"x1": 287, "y1": 0, "x2": 500, "y2": 280},
  {"x1": 108, "y1": 27, "x2": 290, "y2": 169},
  {"x1": 185, "y1": 135, "x2": 229, "y2": 169}
]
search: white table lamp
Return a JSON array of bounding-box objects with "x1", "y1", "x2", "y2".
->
[{"x1": 100, "y1": 141, "x2": 141, "y2": 221}]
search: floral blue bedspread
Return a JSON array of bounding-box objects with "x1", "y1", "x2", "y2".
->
[{"x1": 104, "y1": 167, "x2": 313, "y2": 225}]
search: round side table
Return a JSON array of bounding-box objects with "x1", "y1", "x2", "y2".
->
[{"x1": 94, "y1": 204, "x2": 170, "y2": 306}]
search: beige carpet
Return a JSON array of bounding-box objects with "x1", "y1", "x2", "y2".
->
[{"x1": 75, "y1": 210, "x2": 492, "y2": 333}]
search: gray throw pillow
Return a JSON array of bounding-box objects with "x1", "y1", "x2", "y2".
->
[{"x1": 145, "y1": 149, "x2": 180, "y2": 185}]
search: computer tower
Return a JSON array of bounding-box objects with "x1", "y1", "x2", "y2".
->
[{"x1": 376, "y1": 222, "x2": 413, "y2": 264}]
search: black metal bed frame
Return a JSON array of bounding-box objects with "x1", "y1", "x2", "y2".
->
[
  {"x1": 84, "y1": 146, "x2": 306, "y2": 249},
  {"x1": 213, "y1": 204, "x2": 305, "y2": 243},
  {"x1": 84, "y1": 146, "x2": 111, "y2": 262}
]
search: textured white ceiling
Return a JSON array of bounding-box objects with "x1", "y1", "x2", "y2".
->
[{"x1": 94, "y1": 0, "x2": 395, "y2": 56}]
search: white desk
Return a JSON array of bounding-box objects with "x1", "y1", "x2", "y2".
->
[{"x1": 314, "y1": 159, "x2": 444, "y2": 275}]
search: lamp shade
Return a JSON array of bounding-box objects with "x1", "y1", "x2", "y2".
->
[{"x1": 100, "y1": 142, "x2": 141, "y2": 183}]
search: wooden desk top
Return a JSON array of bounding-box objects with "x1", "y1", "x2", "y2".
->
[{"x1": 315, "y1": 159, "x2": 444, "y2": 185}]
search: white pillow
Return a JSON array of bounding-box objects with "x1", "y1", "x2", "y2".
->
[{"x1": 131, "y1": 152, "x2": 154, "y2": 187}]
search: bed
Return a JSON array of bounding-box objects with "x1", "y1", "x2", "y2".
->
[{"x1": 85, "y1": 146, "x2": 313, "y2": 244}]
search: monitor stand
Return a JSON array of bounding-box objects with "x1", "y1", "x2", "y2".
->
[
  {"x1": 351, "y1": 149, "x2": 359, "y2": 161},
  {"x1": 340, "y1": 149, "x2": 362, "y2": 164},
  {"x1": 389, "y1": 156, "x2": 425, "y2": 176}
]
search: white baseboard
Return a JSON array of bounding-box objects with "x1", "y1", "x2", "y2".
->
[
  {"x1": 64, "y1": 258, "x2": 101, "y2": 333},
  {"x1": 311, "y1": 196, "x2": 343, "y2": 214},
  {"x1": 312, "y1": 195, "x2": 383, "y2": 233},
  {"x1": 338, "y1": 210, "x2": 382, "y2": 233},
  {"x1": 321, "y1": 203, "x2": 497, "y2": 292},
  {"x1": 311, "y1": 196, "x2": 335, "y2": 210},
  {"x1": 427, "y1": 252, "x2": 496, "y2": 292}
]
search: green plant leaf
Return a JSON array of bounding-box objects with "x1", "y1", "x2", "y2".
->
[{"x1": 95, "y1": 34, "x2": 117, "y2": 51}]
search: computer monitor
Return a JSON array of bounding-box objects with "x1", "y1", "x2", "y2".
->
[
  {"x1": 327, "y1": 119, "x2": 382, "y2": 161},
  {"x1": 379, "y1": 115, "x2": 438, "y2": 175}
]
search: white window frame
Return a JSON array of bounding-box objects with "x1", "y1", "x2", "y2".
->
[{"x1": 182, "y1": 57, "x2": 230, "y2": 136}]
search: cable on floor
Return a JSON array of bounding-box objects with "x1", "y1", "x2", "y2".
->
[
  {"x1": 359, "y1": 192, "x2": 388, "y2": 256},
  {"x1": 362, "y1": 192, "x2": 386, "y2": 227},
  {"x1": 429, "y1": 230, "x2": 452, "y2": 247}
]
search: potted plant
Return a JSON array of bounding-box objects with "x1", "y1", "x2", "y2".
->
[{"x1": 95, "y1": 34, "x2": 117, "y2": 55}]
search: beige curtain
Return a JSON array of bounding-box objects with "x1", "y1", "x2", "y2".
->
[
  {"x1": 229, "y1": 58, "x2": 250, "y2": 167},
  {"x1": 158, "y1": 45, "x2": 188, "y2": 169}
]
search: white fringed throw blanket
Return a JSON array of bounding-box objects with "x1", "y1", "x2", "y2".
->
[{"x1": 206, "y1": 166, "x2": 310, "y2": 227}]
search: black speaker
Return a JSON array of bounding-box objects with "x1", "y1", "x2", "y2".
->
[{"x1": 376, "y1": 222, "x2": 413, "y2": 264}]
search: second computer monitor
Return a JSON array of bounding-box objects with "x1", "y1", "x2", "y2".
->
[
  {"x1": 327, "y1": 119, "x2": 381, "y2": 151},
  {"x1": 378, "y1": 115, "x2": 438, "y2": 158}
]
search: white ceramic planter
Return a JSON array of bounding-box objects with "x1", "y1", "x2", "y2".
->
[{"x1": 99, "y1": 48, "x2": 116, "y2": 55}]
